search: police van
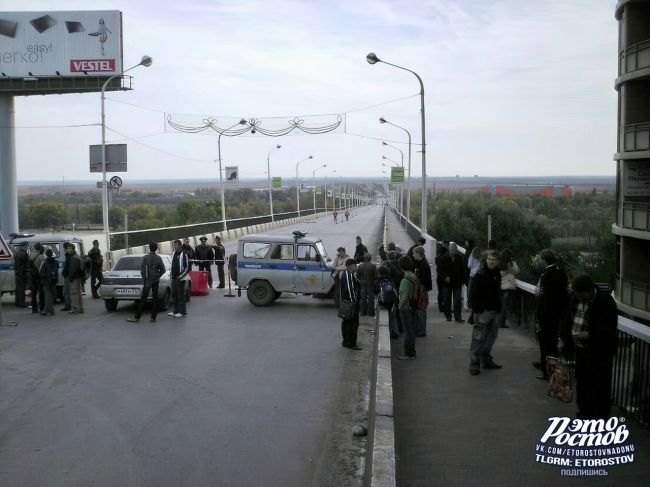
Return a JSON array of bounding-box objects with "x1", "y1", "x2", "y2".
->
[
  {"x1": 0, "y1": 234, "x2": 85, "y2": 302},
  {"x1": 231, "y1": 231, "x2": 335, "y2": 306}
]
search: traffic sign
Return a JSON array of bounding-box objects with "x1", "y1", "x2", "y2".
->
[
  {"x1": 272, "y1": 176, "x2": 282, "y2": 189},
  {"x1": 109, "y1": 176, "x2": 122, "y2": 189},
  {"x1": 0, "y1": 234, "x2": 13, "y2": 261},
  {"x1": 391, "y1": 167, "x2": 405, "y2": 184}
]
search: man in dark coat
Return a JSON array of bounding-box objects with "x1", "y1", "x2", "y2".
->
[
  {"x1": 413, "y1": 246, "x2": 432, "y2": 337},
  {"x1": 195, "y1": 236, "x2": 215, "y2": 288},
  {"x1": 339, "y1": 258, "x2": 361, "y2": 350},
  {"x1": 356, "y1": 252, "x2": 377, "y2": 316},
  {"x1": 213, "y1": 235, "x2": 226, "y2": 288},
  {"x1": 535, "y1": 249, "x2": 569, "y2": 380},
  {"x1": 13, "y1": 242, "x2": 29, "y2": 308},
  {"x1": 435, "y1": 245, "x2": 449, "y2": 314},
  {"x1": 440, "y1": 243, "x2": 465, "y2": 322},
  {"x1": 353, "y1": 236, "x2": 369, "y2": 264},
  {"x1": 469, "y1": 250, "x2": 502, "y2": 375},
  {"x1": 128, "y1": 242, "x2": 166, "y2": 323},
  {"x1": 559, "y1": 276, "x2": 618, "y2": 420},
  {"x1": 88, "y1": 239, "x2": 104, "y2": 298}
]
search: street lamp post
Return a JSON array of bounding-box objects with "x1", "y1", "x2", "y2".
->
[
  {"x1": 380, "y1": 117, "x2": 412, "y2": 223},
  {"x1": 324, "y1": 170, "x2": 335, "y2": 212},
  {"x1": 312, "y1": 164, "x2": 327, "y2": 214},
  {"x1": 382, "y1": 155, "x2": 402, "y2": 215},
  {"x1": 295, "y1": 155, "x2": 313, "y2": 217},
  {"x1": 267, "y1": 144, "x2": 281, "y2": 222},
  {"x1": 218, "y1": 119, "x2": 247, "y2": 231},
  {"x1": 101, "y1": 55, "x2": 152, "y2": 258},
  {"x1": 383, "y1": 141, "x2": 404, "y2": 220},
  {"x1": 367, "y1": 52, "x2": 427, "y2": 233}
]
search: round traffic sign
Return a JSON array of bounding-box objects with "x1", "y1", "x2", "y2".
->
[{"x1": 109, "y1": 176, "x2": 123, "y2": 189}]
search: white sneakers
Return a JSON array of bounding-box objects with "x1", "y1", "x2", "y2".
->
[{"x1": 167, "y1": 312, "x2": 187, "y2": 318}]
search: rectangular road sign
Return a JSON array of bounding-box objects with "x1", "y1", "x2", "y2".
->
[
  {"x1": 391, "y1": 167, "x2": 405, "y2": 184},
  {"x1": 89, "y1": 144, "x2": 127, "y2": 172},
  {"x1": 272, "y1": 176, "x2": 282, "y2": 189}
]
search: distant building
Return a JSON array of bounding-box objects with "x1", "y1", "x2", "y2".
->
[
  {"x1": 613, "y1": 1, "x2": 650, "y2": 322},
  {"x1": 480, "y1": 184, "x2": 572, "y2": 198}
]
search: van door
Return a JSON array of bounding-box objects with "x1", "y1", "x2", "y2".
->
[{"x1": 294, "y1": 244, "x2": 328, "y2": 293}]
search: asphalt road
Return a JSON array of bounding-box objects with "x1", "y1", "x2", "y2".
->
[{"x1": 0, "y1": 206, "x2": 384, "y2": 487}]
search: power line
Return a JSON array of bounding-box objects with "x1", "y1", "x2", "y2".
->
[{"x1": 0, "y1": 123, "x2": 98, "y2": 129}]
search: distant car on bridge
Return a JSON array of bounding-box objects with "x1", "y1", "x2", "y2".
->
[
  {"x1": 100, "y1": 254, "x2": 191, "y2": 312},
  {"x1": 231, "y1": 232, "x2": 335, "y2": 306}
]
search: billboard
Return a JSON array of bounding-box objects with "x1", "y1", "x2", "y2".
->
[
  {"x1": 0, "y1": 11, "x2": 122, "y2": 77},
  {"x1": 89, "y1": 143, "x2": 127, "y2": 173}
]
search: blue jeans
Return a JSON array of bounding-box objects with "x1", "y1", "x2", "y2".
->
[
  {"x1": 400, "y1": 307, "x2": 416, "y2": 357},
  {"x1": 414, "y1": 306, "x2": 427, "y2": 336},
  {"x1": 469, "y1": 310, "x2": 499, "y2": 369},
  {"x1": 171, "y1": 279, "x2": 187, "y2": 315}
]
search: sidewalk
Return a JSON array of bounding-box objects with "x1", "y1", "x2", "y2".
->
[{"x1": 384, "y1": 209, "x2": 650, "y2": 486}]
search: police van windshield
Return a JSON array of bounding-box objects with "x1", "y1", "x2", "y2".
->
[{"x1": 315, "y1": 242, "x2": 329, "y2": 261}]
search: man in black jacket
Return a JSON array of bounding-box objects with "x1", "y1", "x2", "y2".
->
[
  {"x1": 339, "y1": 259, "x2": 361, "y2": 350},
  {"x1": 128, "y1": 242, "x2": 166, "y2": 323},
  {"x1": 169, "y1": 240, "x2": 189, "y2": 318},
  {"x1": 213, "y1": 235, "x2": 226, "y2": 288},
  {"x1": 469, "y1": 250, "x2": 502, "y2": 375},
  {"x1": 440, "y1": 243, "x2": 465, "y2": 322},
  {"x1": 88, "y1": 239, "x2": 103, "y2": 298},
  {"x1": 195, "y1": 236, "x2": 215, "y2": 288},
  {"x1": 13, "y1": 242, "x2": 29, "y2": 308},
  {"x1": 559, "y1": 276, "x2": 618, "y2": 420},
  {"x1": 413, "y1": 246, "x2": 432, "y2": 336},
  {"x1": 534, "y1": 249, "x2": 569, "y2": 380},
  {"x1": 353, "y1": 236, "x2": 369, "y2": 264}
]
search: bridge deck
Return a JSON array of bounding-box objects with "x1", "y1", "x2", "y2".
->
[{"x1": 384, "y1": 209, "x2": 650, "y2": 486}]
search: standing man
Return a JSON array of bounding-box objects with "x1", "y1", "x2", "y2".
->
[
  {"x1": 339, "y1": 258, "x2": 361, "y2": 350},
  {"x1": 88, "y1": 239, "x2": 104, "y2": 298},
  {"x1": 469, "y1": 250, "x2": 502, "y2": 375},
  {"x1": 329, "y1": 246, "x2": 350, "y2": 306},
  {"x1": 534, "y1": 249, "x2": 569, "y2": 380},
  {"x1": 29, "y1": 243, "x2": 45, "y2": 314},
  {"x1": 67, "y1": 244, "x2": 84, "y2": 314},
  {"x1": 441, "y1": 243, "x2": 465, "y2": 323},
  {"x1": 195, "y1": 236, "x2": 215, "y2": 288},
  {"x1": 213, "y1": 235, "x2": 226, "y2": 288},
  {"x1": 60, "y1": 242, "x2": 72, "y2": 311},
  {"x1": 559, "y1": 275, "x2": 618, "y2": 420},
  {"x1": 13, "y1": 242, "x2": 29, "y2": 308},
  {"x1": 412, "y1": 246, "x2": 432, "y2": 337},
  {"x1": 40, "y1": 248, "x2": 59, "y2": 316},
  {"x1": 407, "y1": 237, "x2": 426, "y2": 262},
  {"x1": 169, "y1": 239, "x2": 189, "y2": 318},
  {"x1": 128, "y1": 242, "x2": 166, "y2": 323},
  {"x1": 353, "y1": 236, "x2": 369, "y2": 264},
  {"x1": 397, "y1": 256, "x2": 417, "y2": 360},
  {"x1": 356, "y1": 253, "x2": 377, "y2": 316},
  {"x1": 182, "y1": 238, "x2": 195, "y2": 271}
]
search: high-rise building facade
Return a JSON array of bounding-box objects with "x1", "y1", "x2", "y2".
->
[{"x1": 614, "y1": 0, "x2": 650, "y2": 322}]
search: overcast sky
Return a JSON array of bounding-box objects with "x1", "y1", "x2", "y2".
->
[{"x1": 7, "y1": 0, "x2": 618, "y2": 182}]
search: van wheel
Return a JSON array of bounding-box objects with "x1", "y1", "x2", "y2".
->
[
  {"x1": 104, "y1": 299, "x2": 118, "y2": 311},
  {"x1": 159, "y1": 289, "x2": 171, "y2": 311},
  {"x1": 247, "y1": 280, "x2": 275, "y2": 306}
]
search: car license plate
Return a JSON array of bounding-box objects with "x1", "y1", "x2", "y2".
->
[{"x1": 115, "y1": 288, "x2": 140, "y2": 296}]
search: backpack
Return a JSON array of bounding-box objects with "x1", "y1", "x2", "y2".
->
[
  {"x1": 81, "y1": 255, "x2": 92, "y2": 281},
  {"x1": 379, "y1": 279, "x2": 398, "y2": 311},
  {"x1": 410, "y1": 276, "x2": 429, "y2": 310}
]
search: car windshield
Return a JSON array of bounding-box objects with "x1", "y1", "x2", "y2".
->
[
  {"x1": 114, "y1": 256, "x2": 143, "y2": 271},
  {"x1": 315, "y1": 242, "x2": 329, "y2": 261}
]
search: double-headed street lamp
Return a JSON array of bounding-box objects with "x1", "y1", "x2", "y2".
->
[
  {"x1": 367, "y1": 52, "x2": 427, "y2": 233},
  {"x1": 267, "y1": 144, "x2": 281, "y2": 222},
  {"x1": 101, "y1": 55, "x2": 152, "y2": 256},
  {"x1": 218, "y1": 119, "x2": 247, "y2": 231},
  {"x1": 296, "y1": 155, "x2": 313, "y2": 217},
  {"x1": 380, "y1": 117, "x2": 412, "y2": 222},
  {"x1": 312, "y1": 164, "x2": 327, "y2": 215}
]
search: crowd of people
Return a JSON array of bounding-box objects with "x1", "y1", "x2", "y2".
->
[{"x1": 333, "y1": 234, "x2": 619, "y2": 420}]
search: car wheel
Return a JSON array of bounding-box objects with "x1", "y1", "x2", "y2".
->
[
  {"x1": 159, "y1": 288, "x2": 171, "y2": 311},
  {"x1": 247, "y1": 280, "x2": 275, "y2": 306},
  {"x1": 104, "y1": 298, "x2": 118, "y2": 311}
]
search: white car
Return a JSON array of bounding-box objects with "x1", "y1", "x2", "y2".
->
[{"x1": 101, "y1": 254, "x2": 191, "y2": 311}]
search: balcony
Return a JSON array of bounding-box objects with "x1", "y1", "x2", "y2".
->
[
  {"x1": 617, "y1": 277, "x2": 650, "y2": 314},
  {"x1": 620, "y1": 39, "x2": 650, "y2": 75},
  {"x1": 621, "y1": 202, "x2": 650, "y2": 231}
]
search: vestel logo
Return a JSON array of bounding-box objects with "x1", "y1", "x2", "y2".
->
[{"x1": 70, "y1": 59, "x2": 116, "y2": 72}]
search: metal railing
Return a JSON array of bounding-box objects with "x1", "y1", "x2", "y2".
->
[{"x1": 619, "y1": 39, "x2": 650, "y2": 76}]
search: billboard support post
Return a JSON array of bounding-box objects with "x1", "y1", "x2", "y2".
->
[
  {"x1": 0, "y1": 96, "x2": 18, "y2": 236},
  {"x1": 100, "y1": 55, "x2": 152, "y2": 257}
]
